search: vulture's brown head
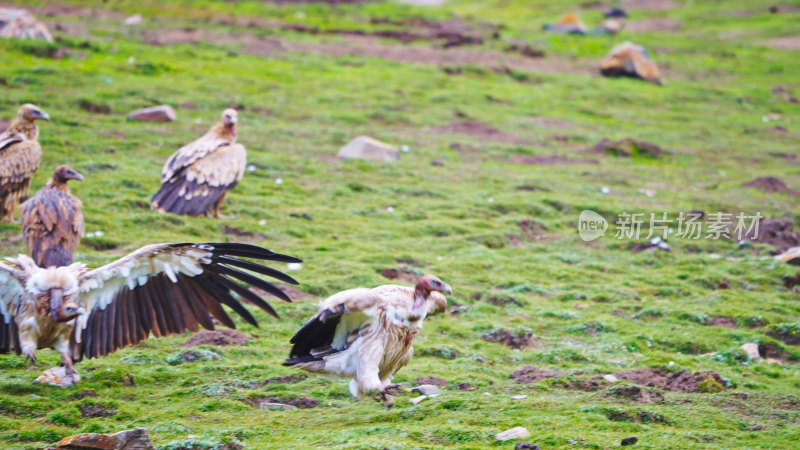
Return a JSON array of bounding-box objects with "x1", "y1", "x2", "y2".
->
[
  {"x1": 17, "y1": 104, "x2": 50, "y2": 124},
  {"x1": 27, "y1": 266, "x2": 82, "y2": 322},
  {"x1": 413, "y1": 275, "x2": 451, "y2": 314},
  {"x1": 53, "y1": 165, "x2": 84, "y2": 184},
  {"x1": 222, "y1": 108, "x2": 238, "y2": 136}
]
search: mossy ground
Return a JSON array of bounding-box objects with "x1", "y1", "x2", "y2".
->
[{"x1": 1, "y1": 0, "x2": 799, "y2": 448}]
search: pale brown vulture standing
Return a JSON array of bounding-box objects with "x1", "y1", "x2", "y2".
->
[
  {"x1": 0, "y1": 104, "x2": 49, "y2": 222},
  {"x1": 285, "y1": 275, "x2": 451, "y2": 402},
  {"x1": 21, "y1": 165, "x2": 85, "y2": 268},
  {"x1": 0, "y1": 242, "x2": 301, "y2": 385},
  {"x1": 151, "y1": 109, "x2": 245, "y2": 219}
]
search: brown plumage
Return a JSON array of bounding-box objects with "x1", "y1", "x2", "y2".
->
[
  {"x1": 599, "y1": 41, "x2": 661, "y2": 85},
  {"x1": 151, "y1": 109, "x2": 245, "y2": 219},
  {"x1": 0, "y1": 104, "x2": 49, "y2": 222},
  {"x1": 21, "y1": 165, "x2": 85, "y2": 268},
  {"x1": 284, "y1": 275, "x2": 451, "y2": 402},
  {"x1": 1, "y1": 242, "x2": 302, "y2": 385}
]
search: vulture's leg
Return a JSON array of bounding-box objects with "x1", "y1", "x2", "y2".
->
[
  {"x1": 212, "y1": 192, "x2": 233, "y2": 219},
  {"x1": 61, "y1": 352, "x2": 76, "y2": 376}
]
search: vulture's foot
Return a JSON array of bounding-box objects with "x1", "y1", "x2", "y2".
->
[
  {"x1": 215, "y1": 211, "x2": 234, "y2": 220},
  {"x1": 379, "y1": 392, "x2": 395, "y2": 409},
  {"x1": 382, "y1": 383, "x2": 403, "y2": 396},
  {"x1": 24, "y1": 351, "x2": 37, "y2": 366}
]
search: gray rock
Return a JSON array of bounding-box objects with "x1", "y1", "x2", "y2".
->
[
  {"x1": 49, "y1": 427, "x2": 153, "y2": 449},
  {"x1": 411, "y1": 384, "x2": 441, "y2": 396},
  {"x1": 35, "y1": 366, "x2": 80, "y2": 387},
  {"x1": 740, "y1": 343, "x2": 762, "y2": 361},
  {"x1": 127, "y1": 105, "x2": 176, "y2": 122},
  {"x1": 496, "y1": 427, "x2": 530, "y2": 441},
  {"x1": 337, "y1": 136, "x2": 399, "y2": 162},
  {"x1": 621, "y1": 436, "x2": 638, "y2": 446},
  {"x1": 515, "y1": 443, "x2": 541, "y2": 450}
]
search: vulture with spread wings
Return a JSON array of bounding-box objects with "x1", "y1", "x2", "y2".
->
[
  {"x1": 285, "y1": 275, "x2": 451, "y2": 403},
  {"x1": 21, "y1": 165, "x2": 85, "y2": 268},
  {"x1": 1, "y1": 104, "x2": 49, "y2": 222},
  {"x1": 1, "y1": 242, "x2": 300, "y2": 385},
  {"x1": 151, "y1": 109, "x2": 246, "y2": 219}
]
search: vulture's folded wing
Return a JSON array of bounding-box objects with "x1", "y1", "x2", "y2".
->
[
  {"x1": 161, "y1": 133, "x2": 231, "y2": 182},
  {"x1": 0, "y1": 262, "x2": 26, "y2": 354},
  {"x1": 287, "y1": 288, "x2": 380, "y2": 359},
  {"x1": 21, "y1": 189, "x2": 85, "y2": 268},
  {"x1": 72, "y1": 242, "x2": 301, "y2": 360},
  {"x1": 0, "y1": 138, "x2": 42, "y2": 188},
  {"x1": 0, "y1": 129, "x2": 24, "y2": 151}
]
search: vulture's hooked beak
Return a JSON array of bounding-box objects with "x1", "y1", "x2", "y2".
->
[
  {"x1": 70, "y1": 171, "x2": 84, "y2": 182},
  {"x1": 38, "y1": 110, "x2": 50, "y2": 121},
  {"x1": 441, "y1": 283, "x2": 453, "y2": 295}
]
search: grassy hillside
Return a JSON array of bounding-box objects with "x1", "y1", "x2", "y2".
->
[{"x1": 0, "y1": 0, "x2": 798, "y2": 448}]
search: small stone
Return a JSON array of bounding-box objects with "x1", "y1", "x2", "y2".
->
[
  {"x1": 287, "y1": 263, "x2": 302, "y2": 271},
  {"x1": 740, "y1": 343, "x2": 762, "y2": 361},
  {"x1": 411, "y1": 384, "x2": 441, "y2": 396},
  {"x1": 511, "y1": 395, "x2": 527, "y2": 400},
  {"x1": 621, "y1": 436, "x2": 638, "y2": 446},
  {"x1": 260, "y1": 402, "x2": 295, "y2": 410},
  {"x1": 449, "y1": 305, "x2": 467, "y2": 314},
  {"x1": 409, "y1": 395, "x2": 428, "y2": 404},
  {"x1": 515, "y1": 443, "x2": 541, "y2": 450},
  {"x1": 483, "y1": 392, "x2": 492, "y2": 396},
  {"x1": 127, "y1": 105, "x2": 176, "y2": 122},
  {"x1": 337, "y1": 135, "x2": 399, "y2": 162},
  {"x1": 124, "y1": 14, "x2": 142, "y2": 26},
  {"x1": 601, "y1": 186, "x2": 611, "y2": 194},
  {"x1": 52, "y1": 427, "x2": 153, "y2": 449},
  {"x1": 603, "y1": 374, "x2": 619, "y2": 382},
  {"x1": 35, "y1": 367, "x2": 80, "y2": 387},
  {"x1": 495, "y1": 427, "x2": 530, "y2": 442}
]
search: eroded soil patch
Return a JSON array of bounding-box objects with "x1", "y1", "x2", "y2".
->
[{"x1": 183, "y1": 329, "x2": 251, "y2": 347}]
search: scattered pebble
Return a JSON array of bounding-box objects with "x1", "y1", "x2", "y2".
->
[
  {"x1": 127, "y1": 56, "x2": 135, "y2": 64},
  {"x1": 639, "y1": 188, "x2": 656, "y2": 197},
  {"x1": 287, "y1": 263, "x2": 302, "y2": 271},
  {"x1": 601, "y1": 186, "x2": 611, "y2": 194},
  {"x1": 603, "y1": 374, "x2": 619, "y2": 383},
  {"x1": 386, "y1": 206, "x2": 395, "y2": 212},
  {"x1": 511, "y1": 395, "x2": 527, "y2": 400},
  {"x1": 488, "y1": 197, "x2": 494, "y2": 203},
  {"x1": 102, "y1": 76, "x2": 113, "y2": 84},
  {"x1": 258, "y1": 219, "x2": 267, "y2": 226},
  {"x1": 86, "y1": 231, "x2": 104, "y2": 238},
  {"x1": 275, "y1": 178, "x2": 283, "y2": 185},
  {"x1": 449, "y1": 305, "x2": 467, "y2": 314},
  {"x1": 124, "y1": 14, "x2": 142, "y2": 26},
  {"x1": 247, "y1": 165, "x2": 256, "y2": 172},
  {"x1": 668, "y1": 361, "x2": 675, "y2": 366},
  {"x1": 401, "y1": 144, "x2": 410, "y2": 153},
  {"x1": 496, "y1": 427, "x2": 530, "y2": 442},
  {"x1": 483, "y1": 392, "x2": 492, "y2": 396},
  {"x1": 621, "y1": 436, "x2": 638, "y2": 446},
  {"x1": 740, "y1": 343, "x2": 761, "y2": 361},
  {"x1": 436, "y1": 256, "x2": 443, "y2": 261}
]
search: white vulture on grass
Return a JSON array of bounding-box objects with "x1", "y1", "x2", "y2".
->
[
  {"x1": 0, "y1": 242, "x2": 300, "y2": 385},
  {"x1": 285, "y1": 275, "x2": 451, "y2": 404}
]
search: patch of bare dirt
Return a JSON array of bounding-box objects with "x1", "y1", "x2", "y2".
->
[
  {"x1": 380, "y1": 267, "x2": 418, "y2": 283},
  {"x1": 626, "y1": 18, "x2": 681, "y2": 32},
  {"x1": 783, "y1": 272, "x2": 800, "y2": 289},
  {"x1": 516, "y1": 220, "x2": 551, "y2": 243},
  {"x1": 767, "y1": 35, "x2": 800, "y2": 50},
  {"x1": 605, "y1": 385, "x2": 665, "y2": 403},
  {"x1": 484, "y1": 329, "x2": 535, "y2": 349},
  {"x1": 232, "y1": 375, "x2": 306, "y2": 389},
  {"x1": 744, "y1": 218, "x2": 800, "y2": 250},
  {"x1": 429, "y1": 121, "x2": 531, "y2": 144},
  {"x1": 224, "y1": 225, "x2": 266, "y2": 243},
  {"x1": 182, "y1": 329, "x2": 251, "y2": 347},
  {"x1": 766, "y1": 327, "x2": 800, "y2": 346},
  {"x1": 76, "y1": 99, "x2": 111, "y2": 114},
  {"x1": 769, "y1": 4, "x2": 799, "y2": 14},
  {"x1": 24, "y1": 2, "x2": 126, "y2": 20},
  {"x1": 70, "y1": 389, "x2": 98, "y2": 400},
  {"x1": 528, "y1": 117, "x2": 573, "y2": 128},
  {"x1": 620, "y1": 0, "x2": 678, "y2": 10},
  {"x1": 247, "y1": 396, "x2": 318, "y2": 409},
  {"x1": 511, "y1": 366, "x2": 569, "y2": 383},
  {"x1": 510, "y1": 154, "x2": 597, "y2": 165},
  {"x1": 742, "y1": 177, "x2": 799, "y2": 196},
  {"x1": 79, "y1": 403, "x2": 117, "y2": 418},
  {"x1": 417, "y1": 376, "x2": 449, "y2": 387},
  {"x1": 711, "y1": 316, "x2": 737, "y2": 329},
  {"x1": 612, "y1": 368, "x2": 728, "y2": 393},
  {"x1": 584, "y1": 138, "x2": 663, "y2": 157}
]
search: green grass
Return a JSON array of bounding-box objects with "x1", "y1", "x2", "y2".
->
[{"x1": 1, "y1": 0, "x2": 799, "y2": 448}]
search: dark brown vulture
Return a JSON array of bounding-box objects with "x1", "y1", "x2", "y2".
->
[
  {"x1": 21, "y1": 165, "x2": 85, "y2": 268},
  {"x1": 151, "y1": 109, "x2": 245, "y2": 219},
  {"x1": 285, "y1": 275, "x2": 451, "y2": 403},
  {"x1": 0, "y1": 104, "x2": 49, "y2": 222},
  {"x1": 0, "y1": 242, "x2": 301, "y2": 385}
]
